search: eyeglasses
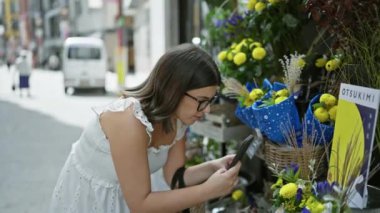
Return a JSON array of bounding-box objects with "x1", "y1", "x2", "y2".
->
[{"x1": 185, "y1": 93, "x2": 218, "y2": 111}]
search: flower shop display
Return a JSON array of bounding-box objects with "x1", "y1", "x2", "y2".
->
[
  {"x1": 201, "y1": 0, "x2": 380, "y2": 211},
  {"x1": 204, "y1": 0, "x2": 309, "y2": 84},
  {"x1": 269, "y1": 163, "x2": 351, "y2": 213},
  {"x1": 224, "y1": 52, "x2": 310, "y2": 145},
  {"x1": 217, "y1": 37, "x2": 272, "y2": 84}
]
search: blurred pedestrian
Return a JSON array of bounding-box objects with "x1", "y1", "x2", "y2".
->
[
  {"x1": 15, "y1": 52, "x2": 32, "y2": 97},
  {"x1": 6, "y1": 58, "x2": 12, "y2": 72},
  {"x1": 49, "y1": 43, "x2": 241, "y2": 212},
  {"x1": 48, "y1": 53, "x2": 60, "y2": 70}
]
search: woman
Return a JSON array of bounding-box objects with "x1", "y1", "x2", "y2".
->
[
  {"x1": 15, "y1": 52, "x2": 32, "y2": 97},
  {"x1": 50, "y1": 43, "x2": 241, "y2": 212}
]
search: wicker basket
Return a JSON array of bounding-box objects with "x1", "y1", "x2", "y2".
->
[
  {"x1": 189, "y1": 203, "x2": 206, "y2": 213},
  {"x1": 263, "y1": 140, "x2": 327, "y2": 179}
]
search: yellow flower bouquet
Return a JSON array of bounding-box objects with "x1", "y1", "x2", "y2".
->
[
  {"x1": 269, "y1": 163, "x2": 350, "y2": 213},
  {"x1": 305, "y1": 93, "x2": 338, "y2": 145}
]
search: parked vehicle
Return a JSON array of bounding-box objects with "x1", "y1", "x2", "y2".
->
[{"x1": 62, "y1": 37, "x2": 107, "y2": 94}]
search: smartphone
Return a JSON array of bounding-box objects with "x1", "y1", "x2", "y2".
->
[{"x1": 226, "y1": 134, "x2": 254, "y2": 170}]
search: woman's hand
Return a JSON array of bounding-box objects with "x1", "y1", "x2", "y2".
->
[
  {"x1": 210, "y1": 154, "x2": 236, "y2": 171},
  {"x1": 202, "y1": 161, "x2": 241, "y2": 199},
  {"x1": 181, "y1": 154, "x2": 238, "y2": 187}
]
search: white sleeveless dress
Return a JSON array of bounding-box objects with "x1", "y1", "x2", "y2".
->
[{"x1": 49, "y1": 97, "x2": 188, "y2": 213}]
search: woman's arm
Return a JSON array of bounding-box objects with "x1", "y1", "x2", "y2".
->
[
  {"x1": 163, "y1": 136, "x2": 186, "y2": 186},
  {"x1": 164, "y1": 136, "x2": 237, "y2": 187}
]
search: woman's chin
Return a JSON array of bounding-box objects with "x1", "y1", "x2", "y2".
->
[{"x1": 178, "y1": 116, "x2": 203, "y2": 125}]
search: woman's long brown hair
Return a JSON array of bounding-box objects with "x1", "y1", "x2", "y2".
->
[{"x1": 123, "y1": 43, "x2": 220, "y2": 133}]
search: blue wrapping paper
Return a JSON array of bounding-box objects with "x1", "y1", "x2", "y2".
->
[
  {"x1": 252, "y1": 95, "x2": 302, "y2": 145},
  {"x1": 235, "y1": 105, "x2": 250, "y2": 127},
  {"x1": 234, "y1": 79, "x2": 272, "y2": 129},
  {"x1": 305, "y1": 94, "x2": 334, "y2": 145},
  {"x1": 235, "y1": 105, "x2": 259, "y2": 129}
]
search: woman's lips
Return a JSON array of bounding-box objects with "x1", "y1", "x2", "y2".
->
[{"x1": 194, "y1": 115, "x2": 204, "y2": 120}]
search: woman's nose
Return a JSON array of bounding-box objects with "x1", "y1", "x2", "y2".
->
[{"x1": 202, "y1": 104, "x2": 211, "y2": 113}]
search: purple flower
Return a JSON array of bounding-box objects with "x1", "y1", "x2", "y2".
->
[
  {"x1": 301, "y1": 208, "x2": 311, "y2": 213},
  {"x1": 228, "y1": 14, "x2": 243, "y2": 26},
  {"x1": 295, "y1": 188, "x2": 303, "y2": 203},
  {"x1": 244, "y1": 10, "x2": 251, "y2": 16},
  {"x1": 285, "y1": 162, "x2": 299, "y2": 174},
  {"x1": 214, "y1": 19, "x2": 226, "y2": 28},
  {"x1": 291, "y1": 163, "x2": 299, "y2": 173},
  {"x1": 315, "y1": 180, "x2": 333, "y2": 198}
]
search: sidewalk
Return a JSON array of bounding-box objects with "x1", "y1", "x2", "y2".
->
[
  {"x1": 0, "y1": 65, "x2": 150, "y2": 97},
  {"x1": 0, "y1": 66, "x2": 150, "y2": 128},
  {"x1": 105, "y1": 70, "x2": 149, "y2": 95}
]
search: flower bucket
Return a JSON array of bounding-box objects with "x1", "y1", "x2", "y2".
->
[
  {"x1": 305, "y1": 94, "x2": 334, "y2": 145},
  {"x1": 264, "y1": 140, "x2": 327, "y2": 179},
  {"x1": 252, "y1": 95, "x2": 302, "y2": 145},
  {"x1": 235, "y1": 105, "x2": 258, "y2": 129}
]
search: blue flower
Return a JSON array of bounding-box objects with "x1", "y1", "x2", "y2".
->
[
  {"x1": 301, "y1": 207, "x2": 311, "y2": 213},
  {"x1": 214, "y1": 19, "x2": 226, "y2": 28},
  {"x1": 245, "y1": 82, "x2": 258, "y2": 92}
]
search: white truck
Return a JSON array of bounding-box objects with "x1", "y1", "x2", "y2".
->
[{"x1": 62, "y1": 37, "x2": 107, "y2": 94}]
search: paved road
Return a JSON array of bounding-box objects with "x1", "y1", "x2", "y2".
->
[{"x1": 0, "y1": 100, "x2": 82, "y2": 213}]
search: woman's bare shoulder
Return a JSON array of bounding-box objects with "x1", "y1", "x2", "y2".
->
[{"x1": 99, "y1": 107, "x2": 149, "y2": 142}]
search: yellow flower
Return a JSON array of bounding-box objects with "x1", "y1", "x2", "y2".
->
[
  {"x1": 275, "y1": 89, "x2": 289, "y2": 97},
  {"x1": 306, "y1": 198, "x2": 325, "y2": 213},
  {"x1": 315, "y1": 57, "x2": 327, "y2": 68},
  {"x1": 314, "y1": 203, "x2": 325, "y2": 213},
  {"x1": 252, "y1": 47, "x2": 267, "y2": 60},
  {"x1": 234, "y1": 43, "x2": 244, "y2": 52},
  {"x1": 243, "y1": 97, "x2": 254, "y2": 107},
  {"x1": 275, "y1": 96, "x2": 287, "y2": 104},
  {"x1": 319, "y1": 93, "x2": 336, "y2": 107},
  {"x1": 325, "y1": 58, "x2": 341, "y2": 72},
  {"x1": 279, "y1": 183, "x2": 298, "y2": 199},
  {"x1": 268, "y1": 0, "x2": 280, "y2": 4},
  {"x1": 271, "y1": 178, "x2": 283, "y2": 189},
  {"x1": 249, "y1": 88, "x2": 264, "y2": 101},
  {"x1": 314, "y1": 107, "x2": 329, "y2": 123},
  {"x1": 233, "y1": 52, "x2": 247, "y2": 66},
  {"x1": 247, "y1": 0, "x2": 257, "y2": 10},
  {"x1": 255, "y1": 2, "x2": 266, "y2": 12},
  {"x1": 298, "y1": 58, "x2": 306, "y2": 69},
  {"x1": 227, "y1": 50, "x2": 236, "y2": 61},
  {"x1": 217, "y1": 51, "x2": 227, "y2": 61},
  {"x1": 328, "y1": 105, "x2": 337, "y2": 121},
  {"x1": 232, "y1": 189, "x2": 244, "y2": 201},
  {"x1": 249, "y1": 42, "x2": 262, "y2": 50}
]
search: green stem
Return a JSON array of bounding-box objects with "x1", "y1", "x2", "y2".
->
[
  {"x1": 218, "y1": 0, "x2": 231, "y2": 10},
  {"x1": 306, "y1": 28, "x2": 327, "y2": 57}
]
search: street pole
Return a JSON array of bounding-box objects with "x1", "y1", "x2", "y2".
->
[{"x1": 115, "y1": 0, "x2": 126, "y2": 92}]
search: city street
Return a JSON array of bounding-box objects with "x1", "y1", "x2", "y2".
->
[{"x1": 0, "y1": 66, "x2": 147, "y2": 212}]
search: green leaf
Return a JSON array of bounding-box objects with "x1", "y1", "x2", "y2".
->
[
  {"x1": 282, "y1": 14, "x2": 299, "y2": 28},
  {"x1": 312, "y1": 103, "x2": 323, "y2": 110}
]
